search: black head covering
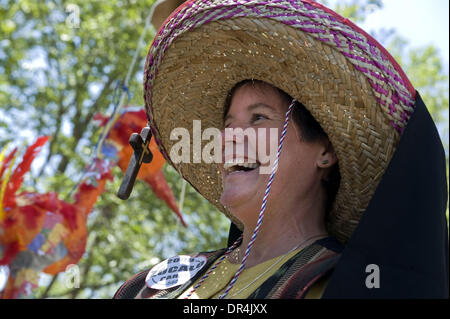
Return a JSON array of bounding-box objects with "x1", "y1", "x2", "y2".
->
[
  {"x1": 322, "y1": 91, "x2": 448, "y2": 298},
  {"x1": 227, "y1": 91, "x2": 449, "y2": 298}
]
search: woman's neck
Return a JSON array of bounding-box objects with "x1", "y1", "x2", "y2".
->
[{"x1": 232, "y1": 194, "x2": 329, "y2": 268}]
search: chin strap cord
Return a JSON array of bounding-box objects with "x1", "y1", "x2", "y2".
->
[
  {"x1": 183, "y1": 99, "x2": 295, "y2": 299},
  {"x1": 218, "y1": 98, "x2": 296, "y2": 299}
]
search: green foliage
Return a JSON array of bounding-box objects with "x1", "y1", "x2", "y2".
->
[
  {"x1": 325, "y1": 0, "x2": 383, "y2": 23},
  {"x1": 386, "y1": 37, "x2": 449, "y2": 124},
  {"x1": 0, "y1": 0, "x2": 230, "y2": 299}
]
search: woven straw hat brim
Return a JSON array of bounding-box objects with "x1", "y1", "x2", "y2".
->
[{"x1": 144, "y1": 0, "x2": 416, "y2": 243}]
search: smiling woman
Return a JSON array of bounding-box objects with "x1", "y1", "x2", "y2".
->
[
  {"x1": 114, "y1": 0, "x2": 448, "y2": 299},
  {"x1": 221, "y1": 80, "x2": 340, "y2": 225},
  {"x1": 219, "y1": 80, "x2": 337, "y2": 268}
]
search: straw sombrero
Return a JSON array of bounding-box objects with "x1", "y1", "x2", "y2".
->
[{"x1": 143, "y1": 0, "x2": 417, "y2": 244}]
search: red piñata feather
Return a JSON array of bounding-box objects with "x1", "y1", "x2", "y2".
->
[
  {"x1": 143, "y1": 170, "x2": 187, "y2": 227},
  {"x1": 93, "y1": 113, "x2": 110, "y2": 127},
  {"x1": 3, "y1": 136, "x2": 49, "y2": 208},
  {"x1": 0, "y1": 147, "x2": 18, "y2": 182},
  {"x1": 0, "y1": 241, "x2": 19, "y2": 265},
  {"x1": 101, "y1": 109, "x2": 186, "y2": 226}
]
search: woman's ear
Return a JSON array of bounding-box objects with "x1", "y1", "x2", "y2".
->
[{"x1": 316, "y1": 139, "x2": 337, "y2": 168}]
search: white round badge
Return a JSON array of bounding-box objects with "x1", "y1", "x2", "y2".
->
[{"x1": 145, "y1": 255, "x2": 207, "y2": 290}]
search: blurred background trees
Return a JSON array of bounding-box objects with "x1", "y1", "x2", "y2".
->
[{"x1": 0, "y1": 0, "x2": 448, "y2": 298}]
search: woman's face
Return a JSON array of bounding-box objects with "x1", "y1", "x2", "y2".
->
[{"x1": 219, "y1": 83, "x2": 335, "y2": 226}]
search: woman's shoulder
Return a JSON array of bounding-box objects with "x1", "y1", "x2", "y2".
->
[{"x1": 247, "y1": 237, "x2": 343, "y2": 299}]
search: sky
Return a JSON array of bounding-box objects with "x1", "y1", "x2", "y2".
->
[
  {"x1": 357, "y1": 0, "x2": 449, "y2": 152},
  {"x1": 359, "y1": 0, "x2": 449, "y2": 67},
  {"x1": 1, "y1": 0, "x2": 449, "y2": 296}
]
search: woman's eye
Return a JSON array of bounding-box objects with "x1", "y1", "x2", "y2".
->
[{"x1": 251, "y1": 113, "x2": 268, "y2": 123}]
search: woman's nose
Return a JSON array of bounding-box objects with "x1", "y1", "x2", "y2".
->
[
  {"x1": 220, "y1": 128, "x2": 236, "y2": 157},
  {"x1": 221, "y1": 124, "x2": 257, "y2": 164},
  {"x1": 221, "y1": 125, "x2": 247, "y2": 146}
]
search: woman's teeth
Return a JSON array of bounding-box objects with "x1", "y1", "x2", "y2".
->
[{"x1": 224, "y1": 162, "x2": 259, "y2": 173}]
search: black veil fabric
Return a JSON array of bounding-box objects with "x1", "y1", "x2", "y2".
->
[
  {"x1": 322, "y1": 91, "x2": 448, "y2": 298},
  {"x1": 227, "y1": 91, "x2": 449, "y2": 298}
]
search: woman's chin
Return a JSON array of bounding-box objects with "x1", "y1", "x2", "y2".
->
[
  {"x1": 220, "y1": 169, "x2": 266, "y2": 218},
  {"x1": 219, "y1": 186, "x2": 256, "y2": 213}
]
